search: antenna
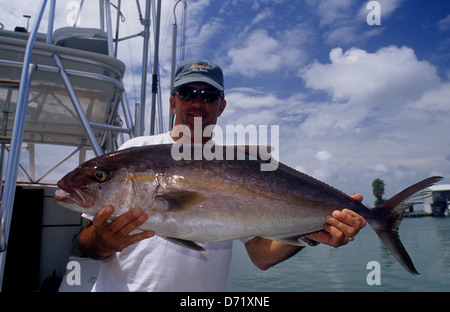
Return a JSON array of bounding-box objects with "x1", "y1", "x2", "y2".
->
[{"x1": 23, "y1": 15, "x2": 31, "y2": 32}]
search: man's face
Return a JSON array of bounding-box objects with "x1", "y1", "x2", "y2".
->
[{"x1": 170, "y1": 83, "x2": 227, "y2": 140}]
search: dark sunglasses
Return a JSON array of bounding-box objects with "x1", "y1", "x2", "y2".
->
[{"x1": 175, "y1": 87, "x2": 224, "y2": 102}]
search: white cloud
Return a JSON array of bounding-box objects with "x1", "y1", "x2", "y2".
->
[
  {"x1": 312, "y1": 150, "x2": 340, "y2": 182},
  {"x1": 298, "y1": 45, "x2": 440, "y2": 137},
  {"x1": 186, "y1": 17, "x2": 225, "y2": 56},
  {"x1": 316, "y1": 0, "x2": 403, "y2": 45},
  {"x1": 293, "y1": 150, "x2": 340, "y2": 184},
  {"x1": 225, "y1": 88, "x2": 280, "y2": 109},
  {"x1": 219, "y1": 87, "x2": 286, "y2": 126},
  {"x1": 357, "y1": 0, "x2": 404, "y2": 20},
  {"x1": 317, "y1": 0, "x2": 354, "y2": 27},
  {"x1": 408, "y1": 83, "x2": 450, "y2": 112},
  {"x1": 250, "y1": 8, "x2": 273, "y2": 26},
  {"x1": 373, "y1": 164, "x2": 388, "y2": 174},
  {"x1": 438, "y1": 14, "x2": 450, "y2": 32},
  {"x1": 225, "y1": 29, "x2": 304, "y2": 77}
]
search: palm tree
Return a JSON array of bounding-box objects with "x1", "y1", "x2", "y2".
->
[{"x1": 372, "y1": 178, "x2": 386, "y2": 206}]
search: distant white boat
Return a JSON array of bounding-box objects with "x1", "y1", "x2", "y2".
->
[{"x1": 424, "y1": 184, "x2": 450, "y2": 217}]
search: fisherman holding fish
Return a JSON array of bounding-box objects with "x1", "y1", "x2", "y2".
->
[{"x1": 75, "y1": 60, "x2": 367, "y2": 291}]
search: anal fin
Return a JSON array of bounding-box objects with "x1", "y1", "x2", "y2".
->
[
  {"x1": 265, "y1": 231, "x2": 323, "y2": 247},
  {"x1": 162, "y1": 236, "x2": 206, "y2": 253}
]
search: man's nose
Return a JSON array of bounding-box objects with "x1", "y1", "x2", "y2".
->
[{"x1": 191, "y1": 94, "x2": 205, "y2": 106}]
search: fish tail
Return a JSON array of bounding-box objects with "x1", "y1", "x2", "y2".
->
[{"x1": 367, "y1": 176, "x2": 443, "y2": 276}]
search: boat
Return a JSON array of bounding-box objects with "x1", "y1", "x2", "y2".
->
[
  {"x1": 0, "y1": 0, "x2": 187, "y2": 291},
  {"x1": 424, "y1": 184, "x2": 450, "y2": 217}
]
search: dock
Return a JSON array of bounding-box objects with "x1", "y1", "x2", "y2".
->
[{"x1": 403, "y1": 211, "x2": 432, "y2": 218}]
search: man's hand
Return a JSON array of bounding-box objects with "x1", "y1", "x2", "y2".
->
[
  {"x1": 308, "y1": 194, "x2": 367, "y2": 248},
  {"x1": 78, "y1": 205, "x2": 155, "y2": 260}
]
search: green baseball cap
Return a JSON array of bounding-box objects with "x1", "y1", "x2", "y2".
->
[{"x1": 173, "y1": 59, "x2": 224, "y2": 91}]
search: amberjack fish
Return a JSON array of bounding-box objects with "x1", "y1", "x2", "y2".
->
[{"x1": 55, "y1": 144, "x2": 442, "y2": 276}]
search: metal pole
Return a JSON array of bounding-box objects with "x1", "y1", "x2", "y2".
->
[
  {"x1": 73, "y1": 0, "x2": 84, "y2": 27},
  {"x1": 114, "y1": 0, "x2": 122, "y2": 58},
  {"x1": 104, "y1": 0, "x2": 115, "y2": 57},
  {"x1": 0, "y1": 63, "x2": 36, "y2": 250},
  {"x1": 120, "y1": 89, "x2": 135, "y2": 138},
  {"x1": 169, "y1": 0, "x2": 187, "y2": 130},
  {"x1": 52, "y1": 54, "x2": 103, "y2": 156},
  {"x1": 137, "y1": 0, "x2": 151, "y2": 136},
  {"x1": 99, "y1": 0, "x2": 105, "y2": 32},
  {"x1": 150, "y1": 0, "x2": 161, "y2": 135},
  {"x1": 169, "y1": 16, "x2": 177, "y2": 130},
  {"x1": 0, "y1": 0, "x2": 48, "y2": 290},
  {"x1": 46, "y1": 0, "x2": 56, "y2": 44},
  {"x1": 180, "y1": 1, "x2": 187, "y2": 61}
]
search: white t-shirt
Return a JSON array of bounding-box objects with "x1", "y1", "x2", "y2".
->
[{"x1": 91, "y1": 132, "x2": 249, "y2": 292}]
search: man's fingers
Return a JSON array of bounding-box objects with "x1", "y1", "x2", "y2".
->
[
  {"x1": 108, "y1": 207, "x2": 145, "y2": 235},
  {"x1": 308, "y1": 231, "x2": 334, "y2": 246},
  {"x1": 92, "y1": 205, "x2": 115, "y2": 228},
  {"x1": 351, "y1": 193, "x2": 363, "y2": 202},
  {"x1": 114, "y1": 210, "x2": 149, "y2": 239},
  {"x1": 326, "y1": 212, "x2": 355, "y2": 239},
  {"x1": 93, "y1": 206, "x2": 152, "y2": 239},
  {"x1": 319, "y1": 209, "x2": 367, "y2": 247},
  {"x1": 86, "y1": 205, "x2": 154, "y2": 257},
  {"x1": 112, "y1": 209, "x2": 155, "y2": 248},
  {"x1": 341, "y1": 209, "x2": 367, "y2": 229},
  {"x1": 126, "y1": 230, "x2": 155, "y2": 246},
  {"x1": 322, "y1": 224, "x2": 345, "y2": 246}
]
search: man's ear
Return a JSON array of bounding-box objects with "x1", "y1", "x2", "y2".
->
[
  {"x1": 217, "y1": 99, "x2": 227, "y2": 117},
  {"x1": 170, "y1": 95, "x2": 177, "y2": 114}
]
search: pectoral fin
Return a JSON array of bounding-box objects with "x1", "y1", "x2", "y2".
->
[{"x1": 160, "y1": 191, "x2": 207, "y2": 212}]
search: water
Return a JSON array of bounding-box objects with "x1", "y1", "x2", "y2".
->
[{"x1": 227, "y1": 217, "x2": 450, "y2": 292}]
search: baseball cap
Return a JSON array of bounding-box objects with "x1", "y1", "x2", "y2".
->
[{"x1": 173, "y1": 59, "x2": 224, "y2": 91}]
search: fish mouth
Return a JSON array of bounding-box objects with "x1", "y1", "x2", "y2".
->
[{"x1": 55, "y1": 180, "x2": 96, "y2": 208}]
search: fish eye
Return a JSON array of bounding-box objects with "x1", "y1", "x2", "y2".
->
[{"x1": 93, "y1": 169, "x2": 108, "y2": 182}]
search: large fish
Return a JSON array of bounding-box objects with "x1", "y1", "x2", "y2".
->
[{"x1": 55, "y1": 144, "x2": 442, "y2": 276}]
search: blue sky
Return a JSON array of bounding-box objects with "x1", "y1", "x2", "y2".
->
[{"x1": 2, "y1": 0, "x2": 450, "y2": 206}]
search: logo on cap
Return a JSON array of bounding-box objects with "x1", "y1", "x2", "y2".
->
[{"x1": 190, "y1": 64, "x2": 211, "y2": 72}]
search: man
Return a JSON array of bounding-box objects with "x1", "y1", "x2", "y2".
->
[{"x1": 78, "y1": 59, "x2": 366, "y2": 291}]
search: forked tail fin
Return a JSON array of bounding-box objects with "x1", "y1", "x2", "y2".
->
[{"x1": 367, "y1": 176, "x2": 443, "y2": 276}]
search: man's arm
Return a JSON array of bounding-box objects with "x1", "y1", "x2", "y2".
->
[
  {"x1": 245, "y1": 196, "x2": 367, "y2": 270},
  {"x1": 78, "y1": 205, "x2": 154, "y2": 260},
  {"x1": 245, "y1": 237, "x2": 303, "y2": 270}
]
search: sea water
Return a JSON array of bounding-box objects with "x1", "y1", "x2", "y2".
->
[{"x1": 228, "y1": 217, "x2": 450, "y2": 292}]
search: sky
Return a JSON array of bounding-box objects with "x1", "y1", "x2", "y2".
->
[{"x1": 1, "y1": 0, "x2": 450, "y2": 207}]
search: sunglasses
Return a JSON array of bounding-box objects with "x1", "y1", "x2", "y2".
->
[{"x1": 176, "y1": 87, "x2": 224, "y2": 102}]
